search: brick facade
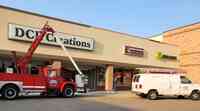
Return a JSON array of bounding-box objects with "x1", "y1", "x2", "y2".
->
[{"x1": 164, "y1": 23, "x2": 200, "y2": 83}]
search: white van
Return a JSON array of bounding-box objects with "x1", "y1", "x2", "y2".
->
[{"x1": 132, "y1": 73, "x2": 200, "y2": 100}]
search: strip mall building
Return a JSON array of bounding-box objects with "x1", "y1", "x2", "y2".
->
[{"x1": 0, "y1": 5, "x2": 179, "y2": 91}]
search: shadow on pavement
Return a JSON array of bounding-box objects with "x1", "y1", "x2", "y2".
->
[
  {"x1": 0, "y1": 95, "x2": 140, "y2": 111},
  {"x1": 78, "y1": 99, "x2": 140, "y2": 111},
  {"x1": 0, "y1": 94, "x2": 107, "y2": 101}
]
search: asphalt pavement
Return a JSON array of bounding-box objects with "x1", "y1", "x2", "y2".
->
[{"x1": 0, "y1": 91, "x2": 200, "y2": 111}]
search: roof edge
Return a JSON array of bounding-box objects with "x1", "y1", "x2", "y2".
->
[
  {"x1": 0, "y1": 4, "x2": 177, "y2": 47},
  {"x1": 164, "y1": 21, "x2": 200, "y2": 33},
  {"x1": 0, "y1": 4, "x2": 92, "y2": 28}
]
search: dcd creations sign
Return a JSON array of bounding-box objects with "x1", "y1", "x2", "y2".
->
[{"x1": 8, "y1": 24, "x2": 95, "y2": 50}]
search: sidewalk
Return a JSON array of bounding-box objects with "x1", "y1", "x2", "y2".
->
[{"x1": 76, "y1": 90, "x2": 133, "y2": 97}]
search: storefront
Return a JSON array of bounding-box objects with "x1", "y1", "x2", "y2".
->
[{"x1": 0, "y1": 5, "x2": 179, "y2": 91}]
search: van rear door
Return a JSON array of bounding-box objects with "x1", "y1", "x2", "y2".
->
[{"x1": 132, "y1": 75, "x2": 141, "y2": 91}]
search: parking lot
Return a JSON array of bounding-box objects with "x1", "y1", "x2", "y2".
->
[{"x1": 0, "y1": 91, "x2": 200, "y2": 111}]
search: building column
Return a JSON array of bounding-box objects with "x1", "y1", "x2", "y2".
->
[
  {"x1": 105, "y1": 65, "x2": 114, "y2": 91},
  {"x1": 51, "y1": 60, "x2": 62, "y2": 76}
]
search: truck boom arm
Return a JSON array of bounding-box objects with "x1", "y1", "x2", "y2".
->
[
  {"x1": 16, "y1": 24, "x2": 55, "y2": 74},
  {"x1": 56, "y1": 37, "x2": 83, "y2": 75},
  {"x1": 56, "y1": 37, "x2": 85, "y2": 90}
]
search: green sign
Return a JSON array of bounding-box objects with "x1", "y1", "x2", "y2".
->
[{"x1": 156, "y1": 52, "x2": 177, "y2": 60}]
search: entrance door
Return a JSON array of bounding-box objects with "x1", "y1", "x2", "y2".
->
[
  {"x1": 83, "y1": 69, "x2": 97, "y2": 91},
  {"x1": 114, "y1": 72, "x2": 133, "y2": 90}
]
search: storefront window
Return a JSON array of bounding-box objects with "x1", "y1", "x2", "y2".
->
[
  {"x1": 98, "y1": 73, "x2": 105, "y2": 86},
  {"x1": 96, "y1": 67, "x2": 106, "y2": 90},
  {"x1": 114, "y1": 67, "x2": 136, "y2": 90},
  {"x1": 114, "y1": 72, "x2": 133, "y2": 90}
]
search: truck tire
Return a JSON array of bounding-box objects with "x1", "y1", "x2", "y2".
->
[
  {"x1": 190, "y1": 91, "x2": 200, "y2": 100},
  {"x1": 62, "y1": 86, "x2": 74, "y2": 98},
  {"x1": 147, "y1": 90, "x2": 158, "y2": 100},
  {"x1": 2, "y1": 86, "x2": 19, "y2": 100}
]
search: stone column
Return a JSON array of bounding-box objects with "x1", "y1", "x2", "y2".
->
[{"x1": 105, "y1": 65, "x2": 114, "y2": 91}]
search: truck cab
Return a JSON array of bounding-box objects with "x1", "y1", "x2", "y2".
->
[
  {"x1": 132, "y1": 73, "x2": 200, "y2": 100},
  {"x1": 0, "y1": 67, "x2": 77, "y2": 100},
  {"x1": 42, "y1": 67, "x2": 77, "y2": 97}
]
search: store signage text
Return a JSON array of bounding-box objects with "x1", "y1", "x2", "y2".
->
[
  {"x1": 123, "y1": 45, "x2": 144, "y2": 57},
  {"x1": 156, "y1": 52, "x2": 177, "y2": 60},
  {"x1": 8, "y1": 24, "x2": 95, "y2": 51}
]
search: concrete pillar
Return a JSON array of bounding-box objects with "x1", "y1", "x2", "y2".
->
[
  {"x1": 105, "y1": 65, "x2": 114, "y2": 91},
  {"x1": 51, "y1": 60, "x2": 62, "y2": 76}
]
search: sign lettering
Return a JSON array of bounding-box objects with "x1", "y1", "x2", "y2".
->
[
  {"x1": 8, "y1": 24, "x2": 95, "y2": 51},
  {"x1": 123, "y1": 45, "x2": 144, "y2": 57}
]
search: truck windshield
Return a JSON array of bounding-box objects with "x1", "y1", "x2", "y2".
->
[{"x1": 180, "y1": 76, "x2": 192, "y2": 84}]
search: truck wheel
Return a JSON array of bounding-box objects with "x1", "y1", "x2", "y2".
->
[
  {"x1": 2, "y1": 86, "x2": 18, "y2": 100},
  {"x1": 62, "y1": 86, "x2": 74, "y2": 98},
  {"x1": 190, "y1": 91, "x2": 200, "y2": 100},
  {"x1": 147, "y1": 90, "x2": 158, "y2": 100}
]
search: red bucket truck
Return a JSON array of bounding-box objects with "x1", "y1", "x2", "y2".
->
[{"x1": 0, "y1": 23, "x2": 86, "y2": 100}]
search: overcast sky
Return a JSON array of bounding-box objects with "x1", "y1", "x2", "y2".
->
[{"x1": 1, "y1": 0, "x2": 200, "y2": 37}]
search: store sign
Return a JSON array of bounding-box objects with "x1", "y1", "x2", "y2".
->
[
  {"x1": 123, "y1": 45, "x2": 144, "y2": 57},
  {"x1": 8, "y1": 24, "x2": 95, "y2": 51},
  {"x1": 156, "y1": 52, "x2": 177, "y2": 60}
]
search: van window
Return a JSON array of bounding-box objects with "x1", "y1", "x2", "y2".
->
[
  {"x1": 133, "y1": 75, "x2": 140, "y2": 82},
  {"x1": 180, "y1": 76, "x2": 192, "y2": 84}
]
